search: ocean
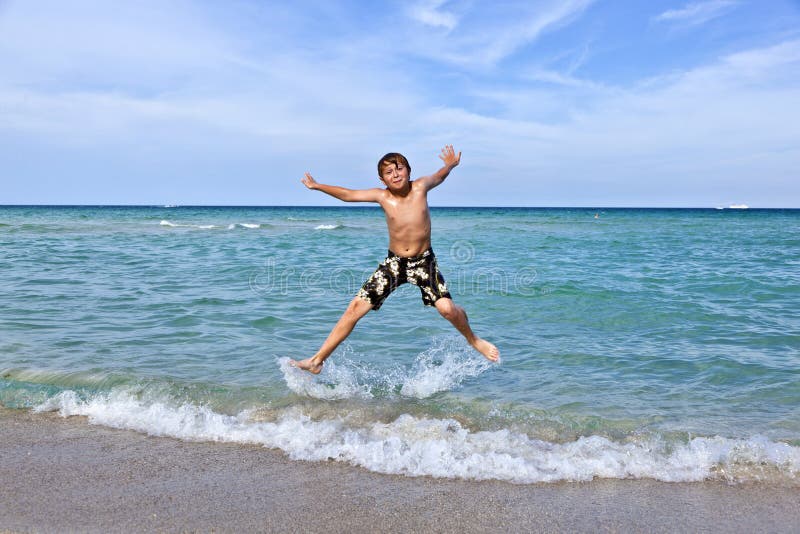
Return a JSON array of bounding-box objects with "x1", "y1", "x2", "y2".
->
[{"x1": 1, "y1": 205, "x2": 798, "y2": 484}]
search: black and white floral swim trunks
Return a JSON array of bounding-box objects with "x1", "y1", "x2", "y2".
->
[{"x1": 357, "y1": 248, "x2": 451, "y2": 310}]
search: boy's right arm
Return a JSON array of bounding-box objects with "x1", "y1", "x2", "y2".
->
[{"x1": 301, "y1": 172, "x2": 383, "y2": 203}]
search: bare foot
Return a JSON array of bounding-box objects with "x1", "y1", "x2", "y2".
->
[
  {"x1": 289, "y1": 357, "x2": 323, "y2": 374},
  {"x1": 471, "y1": 338, "x2": 500, "y2": 362}
]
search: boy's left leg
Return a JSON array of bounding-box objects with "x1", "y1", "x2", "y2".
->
[{"x1": 434, "y1": 298, "x2": 499, "y2": 362}]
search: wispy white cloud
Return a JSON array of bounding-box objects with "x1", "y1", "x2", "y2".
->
[
  {"x1": 654, "y1": 0, "x2": 738, "y2": 27},
  {"x1": 0, "y1": 1, "x2": 236, "y2": 90},
  {"x1": 416, "y1": 39, "x2": 800, "y2": 205},
  {"x1": 401, "y1": 0, "x2": 596, "y2": 66},
  {"x1": 522, "y1": 69, "x2": 607, "y2": 90},
  {"x1": 408, "y1": 0, "x2": 459, "y2": 31},
  {"x1": 477, "y1": 0, "x2": 595, "y2": 64}
]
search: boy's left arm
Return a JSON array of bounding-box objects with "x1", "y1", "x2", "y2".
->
[{"x1": 418, "y1": 145, "x2": 461, "y2": 192}]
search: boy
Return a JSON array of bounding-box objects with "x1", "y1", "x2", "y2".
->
[{"x1": 290, "y1": 145, "x2": 499, "y2": 374}]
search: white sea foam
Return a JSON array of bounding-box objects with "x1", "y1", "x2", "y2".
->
[
  {"x1": 34, "y1": 389, "x2": 800, "y2": 484},
  {"x1": 160, "y1": 220, "x2": 261, "y2": 230},
  {"x1": 279, "y1": 338, "x2": 493, "y2": 400},
  {"x1": 314, "y1": 224, "x2": 340, "y2": 230},
  {"x1": 159, "y1": 220, "x2": 217, "y2": 229}
]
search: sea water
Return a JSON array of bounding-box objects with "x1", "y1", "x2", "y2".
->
[{"x1": 1, "y1": 205, "x2": 799, "y2": 484}]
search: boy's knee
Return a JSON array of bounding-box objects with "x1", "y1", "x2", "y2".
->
[
  {"x1": 346, "y1": 297, "x2": 371, "y2": 319},
  {"x1": 436, "y1": 299, "x2": 458, "y2": 320}
]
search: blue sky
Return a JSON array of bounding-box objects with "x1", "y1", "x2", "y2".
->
[{"x1": 1, "y1": 0, "x2": 799, "y2": 207}]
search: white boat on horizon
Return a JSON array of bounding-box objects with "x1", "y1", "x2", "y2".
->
[{"x1": 728, "y1": 204, "x2": 749, "y2": 209}]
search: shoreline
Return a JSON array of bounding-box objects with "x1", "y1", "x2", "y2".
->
[{"x1": 2, "y1": 407, "x2": 799, "y2": 533}]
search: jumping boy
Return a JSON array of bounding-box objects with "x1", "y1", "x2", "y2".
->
[{"x1": 290, "y1": 145, "x2": 499, "y2": 374}]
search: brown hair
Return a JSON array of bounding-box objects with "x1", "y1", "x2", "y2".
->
[{"x1": 377, "y1": 152, "x2": 410, "y2": 177}]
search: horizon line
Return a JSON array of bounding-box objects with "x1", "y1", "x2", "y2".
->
[{"x1": 1, "y1": 204, "x2": 797, "y2": 210}]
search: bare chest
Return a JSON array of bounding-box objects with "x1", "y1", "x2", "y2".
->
[{"x1": 382, "y1": 193, "x2": 430, "y2": 229}]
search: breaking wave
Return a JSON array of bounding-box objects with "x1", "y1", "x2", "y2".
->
[{"x1": 33, "y1": 388, "x2": 800, "y2": 484}]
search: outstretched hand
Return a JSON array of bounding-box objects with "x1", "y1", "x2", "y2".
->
[
  {"x1": 439, "y1": 145, "x2": 461, "y2": 169},
  {"x1": 301, "y1": 172, "x2": 318, "y2": 190}
]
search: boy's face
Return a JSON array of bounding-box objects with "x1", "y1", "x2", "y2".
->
[{"x1": 379, "y1": 161, "x2": 410, "y2": 191}]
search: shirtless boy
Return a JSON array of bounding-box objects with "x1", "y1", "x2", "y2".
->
[{"x1": 290, "y1": 145, "x2": 499, "y2": 374}]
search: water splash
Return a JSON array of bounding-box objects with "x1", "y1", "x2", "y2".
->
[
  {"x1": 278, "y1": 337, "x2": 495, "y2": 400},
  {"x1": 278, "y1": 356, "x2": 375, "y2": 400},
  {"x1": 399, "y1": 337, "x2": 495, "y2": 398}
]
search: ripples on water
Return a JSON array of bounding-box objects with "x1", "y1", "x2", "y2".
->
[{"x1": 1, "y1": 206, "x2": 799, "y2": 483}]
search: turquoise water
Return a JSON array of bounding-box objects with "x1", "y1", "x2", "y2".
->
[{"x1": 1, "y1": 205, "x2": 799, "y2": 483}]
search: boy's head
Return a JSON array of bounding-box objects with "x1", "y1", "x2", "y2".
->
[{"x1": 377, "y1": 153, "x2": 410, "y2": 179}]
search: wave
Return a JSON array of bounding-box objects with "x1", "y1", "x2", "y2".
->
[
  {"x1": 159, "y1": 220, "x2": 218, "y2": 229},
  {"x1": 32, "y1": 388, "x2": 800, "y2": 484},
  {"x1": 279, "y1": 337, "x2": 494, "y2": 400},
  {"x1": 160, "y1": 220, "x2": 265, "y2": 230},
  {"x1": 285, "y1": 218, "x2": 344, "y2": 230}
]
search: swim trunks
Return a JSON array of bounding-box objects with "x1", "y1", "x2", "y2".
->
[{"x1": 357, "y1": 248, "x2": 452, "y2": 310}]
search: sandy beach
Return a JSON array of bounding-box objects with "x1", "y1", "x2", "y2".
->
[{"x1": 1, "y1": 407, "x2": 798, "y2": 533}]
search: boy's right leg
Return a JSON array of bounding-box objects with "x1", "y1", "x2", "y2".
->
[{"x1": 290, "y1": 296, "x2": 373, "y2": 374}]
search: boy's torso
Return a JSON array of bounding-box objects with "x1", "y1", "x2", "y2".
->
[{"x1": 378, "y1": 180, "x2": 432, "y2": 257}]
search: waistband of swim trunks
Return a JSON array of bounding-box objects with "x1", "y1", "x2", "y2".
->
[{"x1": 387, "y1": 248, "x2": 433, "y2": 261}]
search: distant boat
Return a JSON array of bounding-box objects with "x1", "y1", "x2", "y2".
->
[{"x1": 728, "y1": 204, "x2": 749, "y2": 209}]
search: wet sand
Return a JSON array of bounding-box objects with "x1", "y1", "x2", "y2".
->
[{"x1": 1, "y1": 407, "x2": 799, "y2": 533}]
